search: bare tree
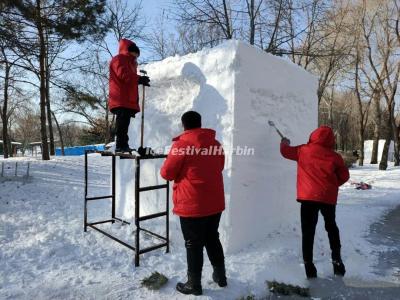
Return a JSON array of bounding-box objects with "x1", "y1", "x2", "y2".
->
[
  {"x1": 147, "y1": 10, "x2": 174, "y2": 60},
  {"x1": 97, "y1": 0, "x2": 146, "y2": 56},
  {"x1": 243, "y1": 0, "x2": 263, "y2": 45},
  {"x1": 68, "y1": 0, "x2": 146, "y2": 143},
  {"x1": 2, "y1": 0, "x2": 108, "y2": 160},
  {"x1": 361, "y1": 0, "x2": 400, "y2": 169},
  {"x1": 0, "y1": 46, "x2": 15, "y2": 158},
  {"x1": 51, "y1": 110, "x2": 65, "y2": 155},
  {"x1": 369, "y1": 87, "x2": 382, "y2": 163},
  {"x1": 62, "y1": 52, "x2": 111, "y2": 143},
  {"x1": 0, "y1": 43, "x2": 29, "y2": 158},
  {"x1": 174, "y1": 0, "x2": 235, "y2": 41},
  {"x1": 13, "y1": 105, "x2": 41, "y2": 154}
]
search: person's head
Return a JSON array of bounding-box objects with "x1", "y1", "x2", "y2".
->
[
  {"x1": 128, "y1": 43, "x2": 140, "y2": 58},
  {"x1": 308, "y1": 125, "x2": 335, "y2": 149},
  {"x1": 118, "y1": 39, "x2": 139, "y2": 57},
  {"x1": 181, "y1": 111, "x2": 202, "y2": 130}
]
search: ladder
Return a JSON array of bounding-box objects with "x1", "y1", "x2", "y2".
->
[{"x1": 84, "y1": 150, "x2": 170, "y2": 267}]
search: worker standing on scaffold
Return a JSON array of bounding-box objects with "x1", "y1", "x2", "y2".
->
[{"x1": 108, "y1": 39, "x2": 150, "y2": 153}]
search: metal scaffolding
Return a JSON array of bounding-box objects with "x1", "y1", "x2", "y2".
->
[{"x1": 84, "y1": 150, "x2": 170, "y2": 266}]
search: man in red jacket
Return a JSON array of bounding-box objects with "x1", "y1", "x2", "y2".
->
[
  {"x1": 160, "y1": 111, "x2": 226, "y2": 296},
  {"x1": 108, "y1": 39, "x2": 150, "y2": 152},
  {"x1": 280, "y1": 126, "x2": 349, "y2": 279}
]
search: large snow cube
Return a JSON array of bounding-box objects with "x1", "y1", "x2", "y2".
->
[{"x1": 115, "y1": 40, "x2": 318, "y2": 253}]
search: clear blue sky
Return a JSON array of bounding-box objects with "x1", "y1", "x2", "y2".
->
[{"x1": 141, "y1": 0, "x2": 172, "y2": 19}]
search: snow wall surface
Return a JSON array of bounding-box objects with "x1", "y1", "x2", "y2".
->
[{"x1": 115, "y1": 40, "x2": 318, "y2": 253}]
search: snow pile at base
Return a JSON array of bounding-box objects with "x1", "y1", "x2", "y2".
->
[
  {"x1": 364, "y1": 140, "x2": 394, "y2": 163},
  {"x1": 116, "y1": 40, "x2": 318, "y2": 252}
]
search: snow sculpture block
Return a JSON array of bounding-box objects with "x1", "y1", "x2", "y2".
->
[{"x1": 115, "y1": 40, "x2": 318, "y2": 252}]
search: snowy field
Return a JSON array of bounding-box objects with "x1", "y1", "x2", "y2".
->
[{"x1": 1, "y1": 155, "x2": 400, "y2": 299}]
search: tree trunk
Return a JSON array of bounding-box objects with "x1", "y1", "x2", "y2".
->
[
  {"x1": 356, "y1": 104, "x2": 365, "y2": 166},
  {"x1": 379, "y1": 106, "x2": 393, "y2": 170},
  {"x1": 45, "y1": 51, "x2": 55, "y2": 156},
  {"x1": 354, "y1": 46, "x2": 365, "y2": 166},
  {"x1": 7, "y1": 129, "x2": 12, "y2": 157},
  {"x1": 397, "y1": 124, "x2": 400, "y2": 164},
  {"x1": 370, "y1": 92, "x2": 381, "y2": 164},
  {"x1": 328, "y1": 99, "x2": 333, "y2": 128},
  {"x1": 222, "y1": 0, "x2": 232, "y2": 39},
  {"x1": 51, "y1": 111, "x2": 65, "y2": 156},
  {"x1": 249, "y1": 0, "x2": 255, "y2": 45},
  {"x1": 391, "y1": 107, "x2": 399, "y2": 166},
  {"x1": 1, "y1": 121, "x2": 9, "y2": 159},
  {"x1": 36, "y1": 0, "x2": 50, "y2": 160},
  {"x1": 379, "y1": 138, "x2": 391, "y2": 170},
  {"x1": 2, "y1": 64, "x2": 10, "y2": 159},
  {"x1": 105, "y1": 103, "x2": 110, "y2": 144},
  {"x1": 358, "y1": 128, "x2": 364, "y2": 166}
]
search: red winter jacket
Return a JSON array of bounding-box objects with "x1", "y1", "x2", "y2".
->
[
  {"x1": 160, "y1": 128, "x2": 225, "y2": 217},
  {"x1": 280, "y1": 126, "x2": 349, "y2": 205},
  {"x1": 108, "y1": 39, "x2": 140, "y2": 112}
]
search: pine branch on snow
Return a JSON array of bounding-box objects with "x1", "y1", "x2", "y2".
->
[
  {"x1": 267, "y1": 280, "x2": 310, "y2": 297},
  {"x1": 141, "y1": 272, "x2": 168, "y2": 290}
]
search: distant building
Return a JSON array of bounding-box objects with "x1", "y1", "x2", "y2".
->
[
  {"x1": 0, "y1": 140, "x2": 22, "y2": 156},
  {"x1": 28, "y1": 140, "x2": 60, "y2": 156}
]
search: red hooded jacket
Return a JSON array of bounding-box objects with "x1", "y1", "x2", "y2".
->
[
  {"x1": 160, "y1": 128, "x2": 225, "y2": 217},
  {"x1": 108, "y1": 39, "x2": 140, "y2": 112},
  {"x1": 280, "y1": 126, "x2": 349, "y2": 205}
]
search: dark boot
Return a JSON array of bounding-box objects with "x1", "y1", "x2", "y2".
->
[
  {"x1": 333, "y1": 260, "x2": 346, "y2": 276},
  {"x1": 212, "y1": 265, "x2": 227, "y2": 287},
  {"x1": 176, "y1": 272, "x2": 202, "y2": 296},
  {"x1": 332, "y1": 249, "x2": 345, "y2": 276},
  {"x1": 115, "y1": 146, "x2": 134, "y2": 153},
  {"x1": 304, "y1": 262, "x2": 317, "y2": 279}
]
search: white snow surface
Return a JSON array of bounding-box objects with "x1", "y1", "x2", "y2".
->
[
  {"x1": 116, "y1": 40, "x2": 318, "y2": 253},
  {"x1": 1, "y1": 155, "x2": 400, "y2": 299}
]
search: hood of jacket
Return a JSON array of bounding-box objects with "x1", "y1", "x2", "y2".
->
[
  {"x1": 308, "y1": 126, "x2": 335, "y2": 148},
  {"x1": 118, "y1": 38, "x2": 135, "y2": 55}
]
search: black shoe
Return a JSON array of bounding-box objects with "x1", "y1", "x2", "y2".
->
[
  {"x1": 333, "y1": 260, "x2": 346, "y2": 276},
  {"x1": 212, "y1": 265, "x2": 227, "y2": 287},
  {"x1": 176, "y1": 272, "x2": 202, "y2": 296},
  {"x1": 304, "y1": 262, "x2": 317, "y2": 279},
  {"x1": 115, "y1": 146, "x2": 134, "y2": 153}
]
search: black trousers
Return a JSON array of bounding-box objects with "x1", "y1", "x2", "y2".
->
[
  {"x1": 180, "y1": 213, "x2": 225, "y2": 274},
  {"x1": 111, "y1": 108, "x2": 136, "y2": 149},
  {"x1": 300, "y1": 201, "x2": 342, "y2": 263}
]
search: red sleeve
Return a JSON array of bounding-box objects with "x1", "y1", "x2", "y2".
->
[
  {"x1": 336, "y1": 155, "x2": 350, "y2": 186},
  {"x1": 160, "y1": 141, "x2": 185, "y2": 181},
  {"x1": 280, "y1": 143, "x2": 301, "y2": 161},
  {"x1": 113, "y1": 56, "x2": 139, "y2": 83}
]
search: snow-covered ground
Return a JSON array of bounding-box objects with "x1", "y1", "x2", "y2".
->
[{"x1": 1, "y1": 156, "x2": 400, "y2": 299}]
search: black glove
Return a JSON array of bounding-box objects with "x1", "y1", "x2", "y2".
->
[
  {"x1": 138, "y1": 75, "x2": 150, "y2": 87},
  {"x1": 281, "y1": 137, "x2": 291, "y2": 145}
]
